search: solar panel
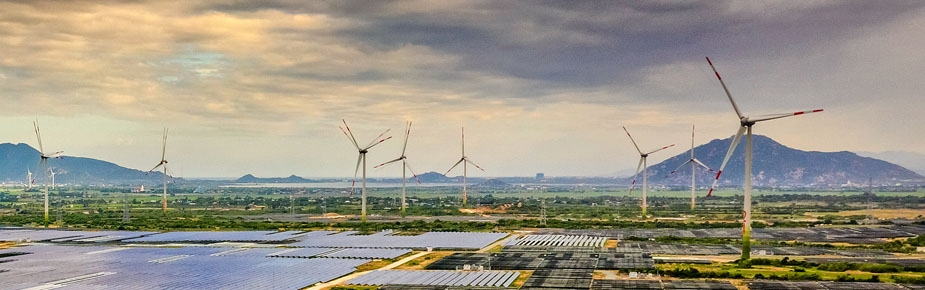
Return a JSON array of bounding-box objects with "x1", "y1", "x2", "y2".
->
[{"x1": 0, "y1": 244, "x2": 369, "y2": 289}]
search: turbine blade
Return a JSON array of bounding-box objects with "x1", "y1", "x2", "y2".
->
[
  {"x1": 374, "y1": 157, "x2": 403, "y2": 169},
  {"x1": 340, "y1": 120, "x2": 360, "y2": 150},
  {"x1": 622, "y1": 126, "x2": 643, "y2": 154},
  {"x1": 691, "y1": 158, "x2": 712, "y2": 171},
  {"x1": 465, "y1": 158, "x2": 485, "y2": 172},
  {"x1": 149, "y1": 162, "x2": 164, "y2": 173},
  {"x1": 707, "y1": 126, "x2": 746, "y2": 197},
  {"x1": 352, "y1": 154, "x2": 362, "y2": 188},
  {"x1": 706, "y1": 57, "x2": 744, "y2": 119},
  {"x1": 363, "y1": 135, "x2": 392, "y2": 151},
  {"x1": 666, "y1": 160, "x2": 693, "y2": 177},
  {"x1": 690, "y1": 124, "x2": 696, "y2": 158},
  {"x1": 161, "y1": 128, "x2": 168, "y2": 160},
  {"x1": 644, "y1": 144, "x2": 675, "y2": 155},
  {"x1": 364, "y1": 128, "x2": 392, "y2": 149},
  {"x1": 629, "y1": 157, "x2": 644, "y2": 194},
  {"x1": 750, "y1": 109, "x2": 824, "y2": 123},
  {"x1": 445, "y1": 158, "x2": 464, "y2": 176},
  {"x1": 402, "y1": 121, "x2": 411, "y2": 156},
  {"x1": 33, "y1": 120, "x2": 45, "y2": 155},
  {"x1": 404, "y1": 160, "x2": 422, "y2": 184},
  {"x1": 461, "y1": 127, "x2": 465, "y2": 156}
]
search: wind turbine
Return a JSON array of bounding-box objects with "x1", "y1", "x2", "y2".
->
[
  {"x1": 705, "y1": 57, "x2": 823, "y2": 261},
  {"x1": 665, "y1": 125, "x2": 713, "y2": 211},
  {"x1": 339, "y1": 120, "x2": 392, "y2": 223},
  {"x1": 374, "y1": 121, "x2": 421, "y2": 218},
  {"x1": 445, "y1": 127, "x2": 484, "y2": 207},
  {"x1": 34, "y1": 120, "x2": 63, "y2": 226},
  {"x1": 50, "y1": 170, "x2": 56, "y2": 189},
  {"x1": 623, "y1": 126, "x2": 674, "y2": 219},
  {"x1": 148, "y1": 128, "x2": 169, "y2": 215},
  {"x1": 26, "y1": 168, "x2": 33, "y2": 190}
]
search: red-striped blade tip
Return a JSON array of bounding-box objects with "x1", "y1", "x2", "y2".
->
[
  {"x1": 714, "y1": 170, "x2": 723, "y2": 180},
  {"x1": 707, "y1": 188, "x2": 714, "y2": 197},
  {"x1": 705, "y1": 57, "x2": 712, "y2": 65}
]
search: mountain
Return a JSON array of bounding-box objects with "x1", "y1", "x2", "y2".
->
[
  {"x1": 647, "y1": 135, "x2": 924, "y2": 187},
  {"x1": 234, "y1": 174, "x2": 316, "y2": 183},
  {"x1": 416, "y1": 171, "x2": 454, "y2": 183},
  {"x1": 856, "y1": 151, "x2": 925, "y2": 176},
  {"x1": 0, "y1": 143, "x2": 169, "y2": 185}
]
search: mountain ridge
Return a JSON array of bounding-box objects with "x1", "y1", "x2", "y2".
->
[
  {"x1": 648, "y1": 135, "x2": 923, "y2": 187},
  {"x1": 0, "y1": 143, "x2": 169, "y2": 185}
]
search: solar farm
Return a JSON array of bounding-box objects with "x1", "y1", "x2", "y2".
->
[{"x1": 2, "y1": 228, "x2": 925, "y2": 289}]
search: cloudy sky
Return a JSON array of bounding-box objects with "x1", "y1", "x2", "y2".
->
[{"x1": 1, "y1": 1, "x2": 923, "y2": 178}]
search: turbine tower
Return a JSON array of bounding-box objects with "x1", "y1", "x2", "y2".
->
[
  {"x1": 375, "y1": 121, "x2": 421, "y2": 218},
  {"x1": 34, "y1": 120, "x2": 63, "y2": 226},
  {"x1": 339, "y1": 119, "x2": 392, "y2": 223},
  {"x1": 148, "y1": 128, "x2": 169, "y2": 215},
  {"x1": 705, "y1": 57, "x2": 823, "y2": 261},
  {"x1": 623, "y1": 126, "x2": 674, "y2": 219},
  {"x1": 445, "y1": 127, "x2": 484, "y2": 207},
  {"x1": 665, "y1": 124, "x2": 712, "y2": 211}
]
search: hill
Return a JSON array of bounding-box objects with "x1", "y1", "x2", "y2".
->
[
  {"x1": 649, "y1": 135, "x2": 924, "y2": 187},
  {"x1": 0, "y1": 143, "x2": 169, "y2": 185},
  {"x1": 234, "y1": 174, "x2": 316, "y2": 183}
]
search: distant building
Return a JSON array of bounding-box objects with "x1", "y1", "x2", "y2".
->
[{"x1": 535, "y1": 173, "x2": 545, "y2": 180}]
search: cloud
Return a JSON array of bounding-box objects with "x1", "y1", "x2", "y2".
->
[{"x1": 1, "y1": 0, "x2": 923, "y2": 177}]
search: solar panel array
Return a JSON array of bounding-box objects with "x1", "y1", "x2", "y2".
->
[
  {"x1": 0, "y1": 229, "x2": 154, "y2": 243},
  {"x1": 661, "y1": 280, "x2": 738, "y2": 290},
  {"x1": 592, "y1": 279, "x2": 663, "y2": 289},
  {"x1": 522, "y1": 268, "x2": 593, "y2": 289},
  {"x1": 616, "y1": 243, "x2": 740, "y2": 255},
  {"x1": 123, "y1": 230, "x2": 305, "y2": 242},
  {"x1": 346, "y1": 269, "x2": 519, "y2": 287},
  {"x1": 426, "y1": 252, "x2": 655, "y2": 271},
  {"x1": 512, "y1": 234, "x2": 606, "y2": 247},
  {"x1": 322, "y1": 248, "x2": 412, "y2": 259},
  {"x1": 0, "y1": 244, "x2": 369, "y2": 289},
  {"x1": 748, "y1": 281, "x2": 918, "y2": 290},
  {"x1": 805, "y1": 257, "x2": 925, "y2": 267},
  {"x1": 537, "y1": 225, "x2": 923, "y2": 244},
  {"x1": 291, "y1": 230, "x2": 508, "y2": 250}
]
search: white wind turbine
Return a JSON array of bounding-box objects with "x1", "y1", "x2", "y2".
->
[
  {"x1": 339, "y1": 120, "x2": 392, "y2": 223},
  {"x1": 27, "y1": 167, "x2": 33, "y2": 190},
  {"x1": 623, "y1": 126, "x2": 674, "y2": 219},
  {"x1": 34, "y1": 120, "x2": 63, "y2": 226},
  {"x1": 148, "y1": 128, "x2": 169, "y2": 215},
  {"x1": 705, "y1": 57, "x2": 823, "y2": 261},
  {"x1": 665, "y1": 124, "x2": 713, "y2": 211},
  {"x1": 374, "y1": 121, "x2": 421, "y2": 218},
  {"x1": 444, "y1": 127, "x2": 484, "y2": 207}
]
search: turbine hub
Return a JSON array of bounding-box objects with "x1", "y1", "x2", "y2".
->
[{"x1": 740, "y1": 117, "x2": 755, "y2": 127}]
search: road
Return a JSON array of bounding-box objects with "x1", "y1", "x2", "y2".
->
[{"x1": 306, "y1": 251, "x2": 430, "y2": 290}]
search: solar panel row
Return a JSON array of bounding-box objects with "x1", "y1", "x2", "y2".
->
[
  {"x1": 292, "y1": 231, "x2": 508, "y2": 250},
  {"x1": 123, "y1": 230, "x2": 301, "y2": 242},
  {"x1": 0, "y1": 229, "x2": 155, "y2": 243},
  {"x1": 514, "y1": 234, "x2": 607, "y2": 248},
  {"x1": 748, "y1": 280, "x2": 917, "y2": 290},
  {"x1": 346, "y1": 269, "x2": 519, "y2": 287}
]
